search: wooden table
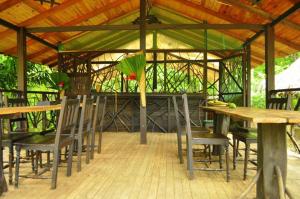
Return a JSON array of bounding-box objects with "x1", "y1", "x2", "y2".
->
[
  {"x1": 0, "y1": 104, "x2": 61, "y2": 195},
  {"x1": 202, "y1": 106, "x2": 300, "y2": 199}
]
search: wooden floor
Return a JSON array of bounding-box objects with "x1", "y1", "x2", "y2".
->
[{"x1": 2, "y1": 133, "x2": 300, "y2": 199}]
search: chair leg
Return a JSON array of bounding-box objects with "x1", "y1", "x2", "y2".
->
[
  {"x1": 233, "y1": 137, "x2": 237, "y2": 170},
  {"x1": 51, "y1": 150, "x2": 59, "y2": 189},
  {"x1": 77, "y1": 137, "x2": 83, "y2": 172},
  {"x1": 8, "y1": 144, "x2": 13, "y2": 185},
  {"x1": 31, "y1": 150, "x2": 35, "y2": 172},
  {"x1": 186, "y1": 136, "x2": 194, "y2": 179},
  {"x1": 219, "y1": 148, "x2": 223, "y2": 169},
  {"x1": 208, "y1": 145, "x2": 211, "y2": 164},
  {"x1": 244, "y1": 143, "x2": 250, "y2": 180},
  {"x1": 34, "y1": 151, "x2": 39, "y2": 175},
  {"x1": 97, "y1": 131, "x2": 102, "y2": 154},
  {"x1": 90, "y1": 129, "x2": 96, "y2": 160},
  {"x1": 47, "y1": 152, "x2": 50, "y2": 165},
  {"x1": 177, "y1": 129, "x2": 183, "y2": 164},
  {"x1": 67, "y1": 141, "x2": 74, "y2": 177},
  {"x1": 86, "y1": 131, "x2": 91, "y2": 164},
  {"x1": 225, "y1": 144, "x2": 230, "y2": 182},
  {"x1": 14, "y1": 146, "x2": 21, "y2": 188}
]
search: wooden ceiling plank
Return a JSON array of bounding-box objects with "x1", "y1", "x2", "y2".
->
[
  {"x1": 4, "y1": 0, "x2": 131, "y2": 59},
  {"x1": 154, "y1": 0, "x2": 299, "y2": 51},
  {"x1": 22, "y1": 0, "x2": 69, "y2": 40},
  {"x1": 219, "y1": 0, "x2": 300, "y2": 31},
  {"x1": 0, "y1": 0, "x2": 83, "y2": 39},
  {"x1": 0, "y1": 0, "x2": 21, "y2": 12}
]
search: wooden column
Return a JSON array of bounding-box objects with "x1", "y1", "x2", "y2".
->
[
  {"x1": 203, "y1": 22, "x2": 208, "y2": 97},
  {"x1": 17, "y1": 27, "x2": 27, "y2": 96},
  {"x1": 152, "y1": 31, "x2": 158, "y2": 91},
  {"x1": 218, "y1": 62, "x2": 223, "y2": 100},
  {"x1": 163, "y1": 52, "x2": 167, "y2": 92},
  {"x1": 246, "y1": 44, "x2": 251, "y2": 107},
  {"x1": 265, "y1": 24, "x2": 275, "y2": 107},
  {"x1": 257, "y1": 123, "x2": 287, "y2": 199},
  {"x1": 242, "y1": 48, "x2": 247, "y2": 106},
  {"x1": 140, "y1": 0, "x2": 147, "y2": 144}
]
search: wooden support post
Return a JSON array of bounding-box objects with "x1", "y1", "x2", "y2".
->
[
  {"x1": 246, "y1": 44, "x2": 251, "y2": 107},
  {"x1": 257, "y1": 123, "x2": 287, "y2": 199},
  {"x1": 152, "y1": 31, "x2": 158, "y2": 91},
  {"x1": 168, "y1": 97, "x2": 171, "y2": 132},
  {"x1": 218, "y1": 62, "x2": 223, "y2": 100},
  {"x1": 121, "y1": 72, "x2": 124, "y2": 93},
  {"x1": 140, "y1": 0, "x2": 147, "y2": 144},
  {"x1": 17, "y1": 27, "x2": 27, "y2": 96},
  {"x1": 203, "y1": 22, "x2": 208, "y2": 98},
  {"x1": 265, "y1": 24, "x2": 275, "y2": 107},
  {"x1": 164, "y1": 52, "x2": 167, "y2": 92},
  {"x1": 242, "y1": 48, "x2": 247, "y2": 106}
]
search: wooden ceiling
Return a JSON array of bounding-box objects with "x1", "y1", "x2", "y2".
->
[{"x1": 0, "y1": 0, "x2": 299, "y2": 67}]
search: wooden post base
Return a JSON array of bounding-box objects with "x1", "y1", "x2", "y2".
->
[{"x1": 257, "y1": 123, "x2": 287, "y2": 199}]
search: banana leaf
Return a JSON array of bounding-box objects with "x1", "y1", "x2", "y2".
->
[
  {"x1": 116, "y1": 53, "x2": 146, "y2": 81},
  {"x1": 47, "y1": 72, "x2": 70, "y2": 91}
]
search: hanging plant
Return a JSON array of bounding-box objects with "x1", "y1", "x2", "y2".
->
[
  {"x1": 116, "y1": 52, "x2": 147, "y2": 107},
  {"x1": 116, "y1": 52, "x2": 146, "y2": 82},
  {"x1": 47, "y1": 71, "x2": 70, "y2": 91}
]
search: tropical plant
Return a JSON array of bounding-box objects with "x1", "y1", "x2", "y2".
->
[{"x1": 47, "y1": 71, "x2": 70, "y2": 91}]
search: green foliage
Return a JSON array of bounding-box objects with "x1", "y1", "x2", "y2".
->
[
  {"x1": 116, "y1": 53, "x2": 146, "y2": 81},
  {"x1": 252, "y1": 52, "x2": 300, "y2": 108},
  {"x1": 47, "y1": 72, "x2": 70, "y2": 91},
  {"x1": 0, "y1": 54, "x2": 53, "y2": 90},
  {"x1": 0, "y1": 55, "x2": 17, "y2": 89}
]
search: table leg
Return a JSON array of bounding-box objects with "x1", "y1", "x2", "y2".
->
[
  {"x1": 0, "y1": 119, "x2": 8, "y2": 195},
  {"x1": 257, "y1": 123, "x2": 287, "y2": 199},
  {"x1": 212, "y1": 113, "x2": 230, "y2": 155}
]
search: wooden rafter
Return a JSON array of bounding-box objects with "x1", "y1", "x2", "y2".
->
[
  {"x1": 0, "y1": 0, "x2": 21, "y2": 12},
  {"x1": 0, "y1": 0, "x2": 83, "y2": 39},
  {"x1": 22, "y1": 0, "x2": 69, "y2": 40},
  {"x1": 5, "y1": 0, "x2": 132, "y2": 60},
  {"x1": 154, "y1": 0, "x2": 299, "y2": 50},
  {"x1": 219, "y1": 0, "x2": 300, "y2": 31}
]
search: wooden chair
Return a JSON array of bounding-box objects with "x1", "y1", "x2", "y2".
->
[
  {"x1": 232, "y1": 96, "x2": 290, "y2": 180},
  {"x1": 91, "y1": 96, "x2": 107, "y2": 159},
  {"x1": 75, "y1": 95, "x2": 94, "y2": 171},
  {"x1": 172, "y1": 96, "x2": 210, "y2": 164},
  {"x1": 2, "y1": 97, "x2": 34, "y2": 185},
  {"x1": 14, "y1": 96, "x2": 80, "y2": 189},
  {"x1": 182, "y1": 94, "x2": 230, "y2": 181}
]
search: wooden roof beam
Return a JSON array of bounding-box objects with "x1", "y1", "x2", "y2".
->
[
  {"x1": 0, "y1": 0, "x2": 83, "y2": 39},
  {"x1": 0, "y1": 0, "x2": 21, "y2": 12},
  {"x1": 0, "y1": 18, "x2": 57, "y2": 50},
  {"x1": 22, "y1": 0, "x2": 69, "y2": 40},
  {"x1": 219, "y1": 0, "x2": 300, "y2": 31},
  {"x1": 9, "y1": 0, "x2": 134, "y2": 61},
  {"x1": 154, "y1": 0, "x2": 299, "y2": 51},
  {"x1": 244, "y1": 2, "x2": 300, "y2": 48}
]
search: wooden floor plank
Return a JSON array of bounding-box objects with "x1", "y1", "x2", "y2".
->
[{"x1": 1, "y1": 132, "x2": 300, "y2": 199}]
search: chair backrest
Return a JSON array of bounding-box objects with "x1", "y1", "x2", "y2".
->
[
  {"x1": 54, "y1": 97, "x2": 80, "y2": 146},
  {"x1": 4, "y1": 96, "x2": 28, "y2": 131},
  {"x1": 295, "y1": 98, "x2": 300, "y2": 111},
  {"x1": 172, "y1": 96, "x2": 182, "y2": 134},
  {"x1": 267, "y1": 95, "x2": 291, "y2": 110},
  {"x1": 182, "y1": 94, "x2": 193, "y2": 140},
  {"x1": 78, "y1": 95, "x2": 94, "y2": 133},
  {"x1": 92, "y1": 96, "x2": 107, "y2": 132}
]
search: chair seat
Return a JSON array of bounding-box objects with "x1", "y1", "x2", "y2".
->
[
  {"x1": 191, "y1": 126, "x2": 210, "y2": 133},
  {"x1": 192, "y1": 132, "x2": 229, "y2": 145},
  {"x1": 232, "y1": 131, "x2": 257, "y2": 143},
  {"x1": 14, "y1": 134, "x2": 73, "y2": 150},
  {"x1": 2, "y1": 133, "x2": 34, "y2": 145}
]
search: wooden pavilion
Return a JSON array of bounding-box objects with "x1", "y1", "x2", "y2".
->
[{"x1": 0, "y1": 0, "x2": 300, "y2": 198}]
